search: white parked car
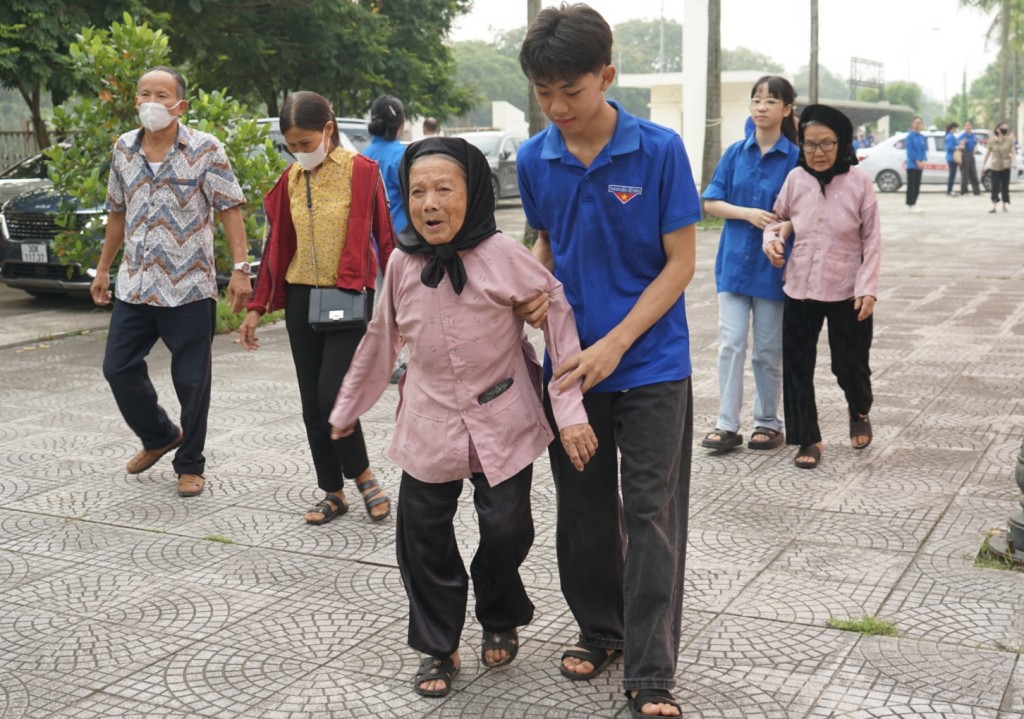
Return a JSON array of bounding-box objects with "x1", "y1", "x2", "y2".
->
[{"x1": 856, "y1": 130, "x2": 1022, "y2": 193}]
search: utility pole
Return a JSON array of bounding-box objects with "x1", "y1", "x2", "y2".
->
[
  {"x1": 809, "y1": 0, "x2": 819, "y2": 103},
  {"x1": 524, "y1": 0, "x2": 543, "y2": 246}
]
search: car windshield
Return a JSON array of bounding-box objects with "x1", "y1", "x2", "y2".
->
[
  {"x1": 1, "y1": 154, "x2": 46, "y2": 179},
  {"x1": 460, "y1": 135, "x2": 500, "y2": 156}
]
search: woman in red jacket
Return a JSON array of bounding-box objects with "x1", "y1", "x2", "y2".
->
[{"x1": 239, "y1": 91, "x2": 396, "y2": 524}]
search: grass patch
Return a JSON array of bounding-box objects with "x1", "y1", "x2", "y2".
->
[
  {"x1": 696, "y1": 215, "x2": 724, "y2": 230},
  {"x1": 974, "y1": 529, "x2": 1024, "y2": 571},
  {"x1": 202, "y1": 534, "x2": 236, "y2": 545},
  {"x1": 216, "y1": 296, "x2": 285, "y2": 335},
  {"x1": 826, "y1": 615, "x2": 899, "y2": 637}
]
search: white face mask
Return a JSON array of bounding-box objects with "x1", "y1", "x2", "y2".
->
[
  {"x1": 293, "y1": 126, "x2": 330, "y2": 171},
  {"x1": 138, "y1": 100, "x2": 182, "y2": 132}
]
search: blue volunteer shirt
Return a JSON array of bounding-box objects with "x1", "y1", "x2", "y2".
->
[
  {"x1": 701, "y1": 133, "x2": 799, "y2": 301},
  {"x1": 517, "y1": 101, "x2": 702, "y2": 392},
  {"x1": 361, "y1": 135, "x2": 407, "y2": 234},
  {"x1": 945, "y1": 131, "x2": 958, "y2": 163},
  {"x1": 959, "y1": 130, "x2": 979, "y2": 152},
  {"x1": 905, "y1": 130, "x2": 928, "y2": 168}
]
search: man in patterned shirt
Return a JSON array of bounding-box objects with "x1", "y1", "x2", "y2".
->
[{"x1": 90, "y1": 66, "x2": 252, "y2": 497}]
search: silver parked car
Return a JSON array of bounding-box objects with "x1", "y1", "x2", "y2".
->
[
  {"x1": 856, "y1": 130, "x2": 1021, "y2": 193},
  {"x1": 454, "y1": 130, "x2": 527, "y2": 203}
]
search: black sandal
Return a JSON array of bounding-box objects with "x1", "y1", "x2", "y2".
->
[
  {"x1": 625, "y1": 688, "x2": 681, "y2": 718},
  {"x1": 794, "y1": 444, "x2": 822, "y2": 469},
  {"x1": 850, "y1": 413, "x2": 872, "y2": 449},
  {"x1": 304, "y1": 494, "x2": 348, "y2": 525},
  {"x1": 413, "y1": 655, "x2": 459, "y2": 697},
  {"x1": 481, "y1": 628, "x2": 519, "y2": 668},
  {"x1": 356, "y1": 476, "x2": 390, "y2": 521},
  {"x1": 747, "y1": 427, "x2": 784, "y2": 450},
  {"x1": 559, "y1": 644, "x2": 621, "y2": 680},
  {"x1": 701, "y1": 428, "x2": 742, "y2": 451}
]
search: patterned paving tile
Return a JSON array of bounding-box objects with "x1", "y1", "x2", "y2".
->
[
  {"x1": 0, "y1": 669, "x2": 94, "y2": 719},
  {"x1": 726, "y1": 572, "x2": 892, "y2": 625}
]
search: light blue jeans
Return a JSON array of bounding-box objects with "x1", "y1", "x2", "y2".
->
[{"x1": 715, "y1": 291, "x2": 784, "y2": 434}]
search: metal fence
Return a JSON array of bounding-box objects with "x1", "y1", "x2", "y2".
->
[{"x1": 0, "y1": 131, "x2": 39, "y2": 172}]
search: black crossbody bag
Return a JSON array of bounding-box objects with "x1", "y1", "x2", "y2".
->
[{"x1": 305, "y1": 169, "x2": 374, "y2": 332}]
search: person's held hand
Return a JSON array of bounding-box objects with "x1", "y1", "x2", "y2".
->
[
  {"x1": 513, "y1": 291, "x2": 550, "y2": 329},
  {"x1": 554, "y1": 336, "x2": 626, "y2": 394},
  {"x1": 559, "y1": 423, "x2": 598, "y2": 471},
  {"x1": 330, "y1": 423, "x2": 356, "y2": 439},
  {"x1": 746, "y1": 208, "x2": 779, "y2": 230}
]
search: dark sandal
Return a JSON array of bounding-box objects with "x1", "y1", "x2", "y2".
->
[
  {"x1": 304, "y1": 494, "x2": 348, "y2": 525},
  {"x1": 701, "y1": 428, "x2": 742, "y2": 451},
  {"x1": 794, "y1": 444, "x2": 822, "y2": 469},
  {"x1": 481, "y1": 628, "x2": 519, "y2": 668},
  {"x1": 559, "y1": 644, "x2": 621, "y2": 681},
  {"x1": 626, "y1": 688, "x2": 681, "y2": 719},
  {"x1": 356, "y1": 476, "x2": 390, "y2": 521},
  {"x1": 413, "y1": 655, "x2": 459, "y2": 697},
  {"x1": 850, "y1": 413, "x2": 872, "y2": 449},
  {"x1": 747, "y1": 427, "x2": 784, "y2": 450}
]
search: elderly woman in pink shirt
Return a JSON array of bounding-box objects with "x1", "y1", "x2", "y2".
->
[
  {"x1": 763, "y1": 104, "x2": 881, "y2": 469},
  {"x1": 329, "y1": 137, "x2": 597, "y2": 697}
]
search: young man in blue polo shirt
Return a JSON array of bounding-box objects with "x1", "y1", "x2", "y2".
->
[
  {"x1": 905, "y1": 115, "x2": 927, "y2": 212},
  {"x1": 515, "y1": 4, "x2": 701, "y2": 717}
]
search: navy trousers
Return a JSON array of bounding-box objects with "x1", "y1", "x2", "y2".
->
[{"x1": 102, "y1": 298, "x2": 215, "y2": 476}]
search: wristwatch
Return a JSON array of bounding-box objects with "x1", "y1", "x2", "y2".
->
[{"x1": 232, "y1": 261, "x2": 251, "y2": 273}]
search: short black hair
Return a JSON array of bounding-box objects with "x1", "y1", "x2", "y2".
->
[
  {"x1": 422, "y1": 117, "x2": 439, "y2": 134},
  {"x1": 519, "y1": 2, "x2": 612, "y2": 84},
  {"x1": 141, "y1": 66, "x2": 186, "y2": 100}
]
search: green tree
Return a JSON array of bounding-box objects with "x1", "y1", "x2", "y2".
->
[
  {"x1": 722, "y1": 47, "x2": 785, "y2": 73},
  {"x1": 858, "y1": 80, "x2": 922, "y2": 129},
  {"x1": 45, "y1": 13, "x2": 285, "y2": 274},
  {"x1": 453, "y1": 40, "x2": 519, "y2": 126},
  {"x1": 793, "y1": 63, "x2": 848, "y2": 101}
]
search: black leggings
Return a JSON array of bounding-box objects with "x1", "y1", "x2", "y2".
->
[{"x1": 990, "y1": 168, "x2": 1011, "y2": 204}]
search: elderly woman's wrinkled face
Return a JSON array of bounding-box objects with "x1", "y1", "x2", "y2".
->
[
  {"x1": 408, "y1": 155, "x2": 468, "y2": 245},
  {"x1": 802, "y1": 123, "x2": 839, "y2": 173}
]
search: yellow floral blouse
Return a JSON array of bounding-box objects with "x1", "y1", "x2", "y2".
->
[{"x1": 285, "y1": 147, "x2": 356, "y2": 286}]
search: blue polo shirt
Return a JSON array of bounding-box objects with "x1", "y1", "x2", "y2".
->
[
  {"x1": 361, "y1": 136, "x2": 407, "y2": 234},
  {"x1": 905, "y1": 130, "x2": 928, "y2": 168},
  {"x1": 959, "y1": 130, "x2": 979, "y2": 152},
  {"x1": 945, "y1": 131, "x2": 958, "y2": 163},
  {"x1": 701, "y1": 133, "x2": 799, "y2": 301},
  {"x1": 517, "y1": 101, "x2": 702, "y2": 392}
]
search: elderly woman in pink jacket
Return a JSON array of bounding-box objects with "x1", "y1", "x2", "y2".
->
[
  {"x1": 763, "y1": 104, "x2": 881, "y2": 470},
  {"x1": 329, "y1": 137, "x2": 596, "y2": 698}
]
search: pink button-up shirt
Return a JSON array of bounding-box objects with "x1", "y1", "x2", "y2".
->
[
  {"x1": 329, "y1": 232, "x2": 588, "y2": 486},
  {"x1": 764, "y1": 166, "x2": 881, "y2": 301}
]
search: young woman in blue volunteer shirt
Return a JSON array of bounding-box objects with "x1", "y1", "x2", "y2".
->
[
  {"x1": 944, "y1": 122, "x2": 961, "y2": 196},
  {"x1": 904, "y1": 116, "x2": 927, "y2": 211},
  {"x1": 700, "y1": 76, "x2": 800, "y2": 452}
]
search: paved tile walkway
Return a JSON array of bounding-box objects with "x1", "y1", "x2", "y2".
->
[{"x1": 1, "y1": 188, "x2": 1022, "y2": 718}]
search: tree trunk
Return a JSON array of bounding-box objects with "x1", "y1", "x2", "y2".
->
[
  {"x1": 998, "y1": 0, "x2": 1010, "y2": 120},
  {"x1": 809, "y1": 0, "x2": 819, "y2": 103},
  {"x1": 19, "y1": 83, "x2": 50, "y2": 151},
  {"x1": 700, "y1": 0, "x2": 721, "y2": 194}
]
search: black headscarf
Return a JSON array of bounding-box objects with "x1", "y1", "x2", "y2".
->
[
  {"x1": 396, "y1": 137, "x2": 498, "y2": 295},
  {"x1": 797, "y1": 104, "x2": 858, "y2": 195}
]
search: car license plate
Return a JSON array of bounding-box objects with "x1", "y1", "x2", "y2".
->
[{"x1": 21, "y1": 243, "x2": 47, "y2": 263}]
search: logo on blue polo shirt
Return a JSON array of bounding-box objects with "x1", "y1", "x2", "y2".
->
[{"x1": 608, "y1": 184, "x2": 642, "y2": 204}]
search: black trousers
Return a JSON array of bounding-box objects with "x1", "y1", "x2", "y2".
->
[
  {"x1": 285, "y1": 285, "x2": 370, "y2": 492},
  {"x1": 782, "y1": 297, "x2": 873, "y2": 447},
  {"x1": 947, "y1": 162, "x2": 959, "y2": 194},
  {"x1": 102, "y1": 298, "x2": 215, "y2": 476},
  {"x1": 961, "y1": 150, "x2": 980, "y2": 194},
  {"x1": 990, "y1": 168, "x2": 1011, "y2": 204},
  {"x1": 906, "y1": 168, "x2": 922, "y2": 206},
  {"x1": 396, "y1": 466, "x2": 535, "y2": 657}
]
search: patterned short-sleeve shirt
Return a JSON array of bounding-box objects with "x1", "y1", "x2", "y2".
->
[{"x1": 105, "y1": 124, "x2": 245, "y2": 307}]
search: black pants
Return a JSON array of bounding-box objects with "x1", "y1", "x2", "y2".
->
[
  {"x1": 961, "y1": 150, "x2": 980, "y2": 195},
  {"x1": 990, "y1": 168, "x2": 1011, "y2": 204},
  {"x1": 285, "y1": 285, "x2": 370, "y2": 492},
  {"x1": 947, "y1": 162, "x2": 959, "y2": 194},
  {"x1": 906, "y1": 168, "x2": 922, "y2": 206},
  {"x1": 396, "y1": 466, "x2": 535, "y2": 657},
  {"x1": 782, "y1": 297, "x2": 873, "y2": 447},
  {"x1": 102, "y1": 298, "x2": 215, "y2": 476},
  {"x1": 544, "y1": 379, "x2": 692, "y2": 690}
]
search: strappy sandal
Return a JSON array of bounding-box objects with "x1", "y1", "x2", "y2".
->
[
  {"x1": 747, "y1": 427, "x2": 784, "y2": 450},
  {"x1": 625, "y1": 688, "x2": 681, "y2": 719},
  {"x1": 356, "y1": 476, "x2": 390, "y2": 521},
  {"x1": 481, "y1": 628, "x2": 519, "y2": 668},
  {"x1": 794, "y1": 444, "x2": 822, "y2": 469},
  {"x1": 701, "y1": 428, "x2": 742, "y2": 451},
  {"x1": 850, "y1": 413, "x2": 872, "y2": 449},
  {"x1": 413, "y1": 655, "x2": 459, "y2": 697},
  {"x1": 304, "y1": 494, "x2": 348, "y2": 525},
  {"x1": 559, "y1": 644, "x2": 621, "y2": 680}
]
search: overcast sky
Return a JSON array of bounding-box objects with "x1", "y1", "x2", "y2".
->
[{"x1": 451, "y1": 0, "x2": 1000, "y2": 104}]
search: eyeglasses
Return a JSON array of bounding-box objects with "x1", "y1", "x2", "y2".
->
[
  {"x1": 750, "y1": 98, "x2": 783, "y2": 109},
  {"x1": 801, "y1": 140, "x2": 838, "y2": 153}
]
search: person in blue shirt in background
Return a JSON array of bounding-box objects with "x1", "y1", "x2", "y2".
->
[
  {"x1": 944, "y1": 122, "x2": 961, "y2": 196},
  {"x1": 700, "y1": 76, "x2": 800, "y2": 453},
  {"x1": 905, "y1": 115, "x2": 928, "y2": 212},
  {"x1": 959, "y1": 120, "x2": 981, "y2": 196}
]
